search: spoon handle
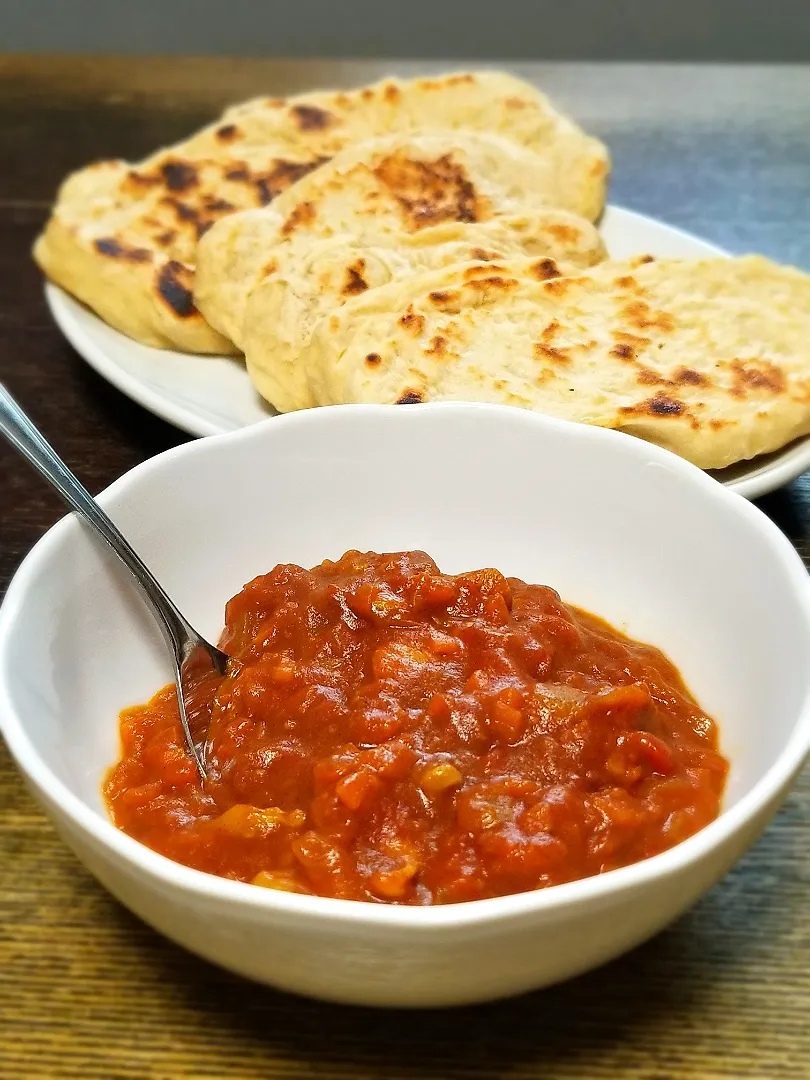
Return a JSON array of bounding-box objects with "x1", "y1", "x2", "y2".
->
[{"x1": 0, "y1": 383, "x2": 194, "y2": 651}]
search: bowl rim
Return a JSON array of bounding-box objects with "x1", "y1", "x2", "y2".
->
[{"x1": 3, "y1": 401, "x2": 810, "y2": 930}]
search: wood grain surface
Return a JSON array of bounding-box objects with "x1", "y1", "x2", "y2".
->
[{"x1": 1, "y1": 56, "x2": 809, "y2": 1080}]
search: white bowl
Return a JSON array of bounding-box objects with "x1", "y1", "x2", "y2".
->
[{"x1": 2, "y1": 403, "x2": 810, "y2": 1008}]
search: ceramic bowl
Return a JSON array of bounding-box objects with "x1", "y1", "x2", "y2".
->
[{"x1": 2, "y1": 403, "x2": 810, "y2": 1007}]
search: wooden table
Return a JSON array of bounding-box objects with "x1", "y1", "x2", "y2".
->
[{"x1": 1, "y1": 56, "x2": 809, "y2": 1079}]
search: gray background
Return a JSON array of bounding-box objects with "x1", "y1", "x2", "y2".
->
[{"x1": 4, "y1": 0, "x2": 810, "y2": 60}]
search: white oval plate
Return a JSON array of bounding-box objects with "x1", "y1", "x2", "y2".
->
[{"x1": 44, "y1": 204, "x2": 810, "y2": 499}]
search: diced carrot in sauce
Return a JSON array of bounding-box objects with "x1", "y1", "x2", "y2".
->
[
  {"x1": 427, "y1": 694, "x2": 451, "y2": 722},
  {"x1": 335, "y1": 767, "x2": 382, "y2": 811},
  {"x1": 427, "y1": 631, "x2": 462, "y2": 656},
  {"x1": 104, "y1": 550, "x2": 728, "y2": 905},
  {"x1": 268, "y1": 656, "x2": 298, "y2": 685},
  {"x1": 489, "y1": 700, "x2": 526, "y2": 743},
  {"x1": 410, "y1": 572, "x2": 458, "y2": 612}
]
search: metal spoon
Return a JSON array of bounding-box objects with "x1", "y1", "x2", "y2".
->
[{"x1": 0, "y1": 383, "x2": 228, "y2": 780}]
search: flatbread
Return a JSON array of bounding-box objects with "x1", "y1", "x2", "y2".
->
[
  {"x1": 196, "y1": 129, "x2": 607, "y2": 350},
  {"x1": 33, "y1": 71, "x2": 609, "y2": 353},
  {"x1": 237, "y1": 208, "x2": 605, "y2": 412},
  {"x1": 304, "y1": 254, "x2": 810, "y2": 469},
  {"x1": 194, "y1": 128, "x2": 607, "y2": 410}
]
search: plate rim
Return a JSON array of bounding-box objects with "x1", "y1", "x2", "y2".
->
[{"x1": 46, "y1": 283, "x2": 231, "y2": 439}]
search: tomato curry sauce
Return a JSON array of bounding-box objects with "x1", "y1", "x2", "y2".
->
[{"x1": 105, "y1": 550, "x2": 728, "y2": 904}]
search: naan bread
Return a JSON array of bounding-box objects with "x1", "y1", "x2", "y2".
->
[
  {"x1": 305, "y1": 254, "x2": 810, "y2": 469},
  {"x1": 236, "y1": 209, "x2": 604, "y2": 412},
  {"x1": 195, "y1": 129, "x2": 606, "y2": 410},
  {"x1": 196, "y1": 130, "x2": 606, "y2": 349},
  {"x1": 33, "y1": 71, "x2": 609, "y2": 353},
  {"x1": 237, "y1": 217, "x2": 600, "y2": 410}
]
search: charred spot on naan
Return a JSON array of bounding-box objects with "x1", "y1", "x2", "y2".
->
[
  {"x1": 365, "y1": 352, "x2": 382, "y2": 368},
  {"x1": 341, "y1": 260, "x2": 368, "y2": 296},
  {"x1": 159, "y1": 160, "x2": 199, "y2": 193},
  {"x1": 673, "y1": 366, "x2": 710, "y2": 387},
  {"x1": 156, "y1": 195, "x2": 227, "y2": 241},
  {"x1": 280, "y1": 201, "x2": 317, "y2": 238},
  {"x1": 123, "y1": 170, "x2": 161, "y2": 192},
  {"x1": 373, "y1": 152, "x2": 490, "y2": 231},
  {"x1": 124, "y1": 160, "x2": 199, "y2": 195},
  {"x1": 542, "y1": 276, "x2": 589, "y2": 297},
  {"x1": 467, "y1": 247, "x2": 503, "y2": 262},
  {"x1": 463, "y1": 263, "x2": 507, "y2": 280},
  {"x1": 399, "y1": 307, "x2": 426, "y2": 335},
  {"x1": 528, "y1": 258, "x2": 562, "y2": 281},
  {"x1": 155, "y1": 260, "x2": 198, "y2": 319},
  {"x1": 215, "y1": 124, "x2": 240, "y2": 142},
  {"x1": 94, "y1": 237, "x2": 152, "y2": 262},
  {"x1": 397, "y1": 390, "x2": 425, "y2": 404},
  {"x1": 535, "y1": 368, "x2": 560, "y2": 385},
  {"x1": 636, "y1": 368, "x2": 674, "y2": 387},
  {"x1": 429, "y1": 289, "x2": 463, "y2": 313},
  {"x1": 543, "y1": 223, "x2": 585, "y2": 245},
  {"x1": 465, "y1": 275, "x2": 519, "y2": 305},
  {"x1": 203, "y1": 196, "x2": 235, "y2": 214},
  {"x1": 533, "y1": 343, "x2": 571, "y2": 365},
  {"x1": 254, "y1": 159, "x2": 327, "y2": 205},
  {"x1": 160, "y1": 197, "x2": 203, "y2": 234},
  {"x1": 220, "y1": 158, "x2": 327, "y2": 205},
  {"x1": 290, "y1": 104, "x2": 336, "y2": 131},
  {"x1": 621, "y1": 393, "x2": 686, "y2": 419},
  {"x1": 621, "y1": 300, "x2": 676, "y2": 333},
  {"x1": 418, "y1": 74, "x2": 476, "y2": 91},
  {"x1": 729, "y1": 359, "x2": 786, "y2": 398},
  {"x1": 467, "y1": 275, "x2": 517, "y2": 291},
  {"x1": 148, "y1": 157, "x2": 324, "y2": 250},
  {"x1": 613, "y1": 275, "x2": 641, "y2": 292},
  {"x1": 424, "y1": 335, "x2": 456, "y2": 358},
  {"x1": 610, "y1": 342, "x2": 636, "y2": 361}
]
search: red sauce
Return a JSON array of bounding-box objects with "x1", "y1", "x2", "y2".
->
[{"x1": 104, "y1": 551, "x2": 728, "y2": 904}]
